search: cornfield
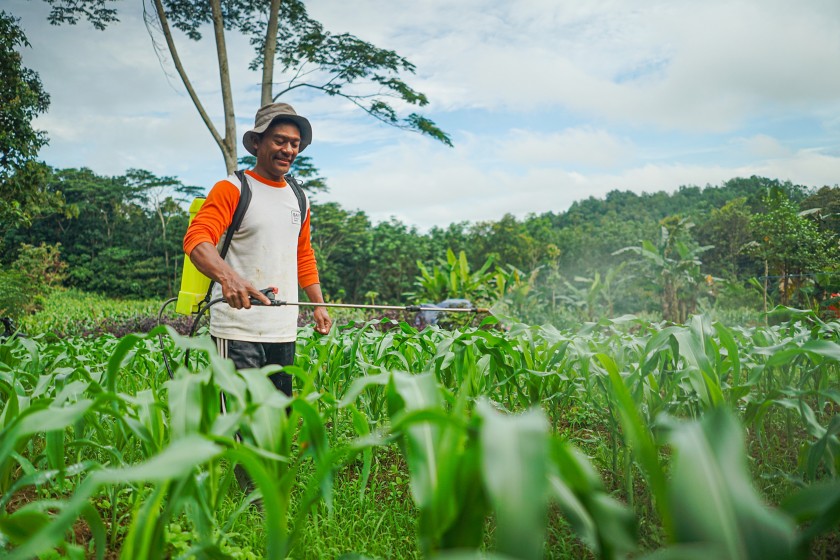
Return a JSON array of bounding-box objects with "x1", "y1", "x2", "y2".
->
[{"x1": 1, "y1": 310, "x2": 839, "y2": 558}]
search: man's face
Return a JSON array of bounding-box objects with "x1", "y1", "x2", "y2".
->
[{"x1": 253, "y1": 121, "x2": 301, "y2": 181}]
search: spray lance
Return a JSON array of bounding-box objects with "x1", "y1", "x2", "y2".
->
[
  {"x1": 186, "y1": 287, "x2": 489, "y2": 343},
  {"x1": 159, "y1": 283, "x2": 492, "y2": 379}
]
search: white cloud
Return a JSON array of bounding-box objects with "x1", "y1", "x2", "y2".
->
[
  {"x1": 735, "y1": 135, "x2": 791, "y2": 159},
  {"x1": 323, "y1": 136, "x2": 840, "y2": 230},
  {"x1": 505, "y1": 128, "x2": 636, "y2": 168},
  {"x1": 308, "y1": 0, "x2": 840, "y2": 131}
]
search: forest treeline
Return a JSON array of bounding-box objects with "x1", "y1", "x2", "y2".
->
[{"x1": 3, "y1": 167, "x2": 839, "y2": 325}]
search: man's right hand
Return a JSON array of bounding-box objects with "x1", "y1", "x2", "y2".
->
[{"x1": 221, "y1": 277, "x2": 272, "y2": 309}]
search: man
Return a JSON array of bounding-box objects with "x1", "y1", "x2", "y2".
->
[{"x1": 183, "y1": 102, "x2": 331, "y2": 397}]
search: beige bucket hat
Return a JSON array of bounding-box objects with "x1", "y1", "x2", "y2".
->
[{"x1": 242, "y1": 102, "x2": 312, "y2": 155}]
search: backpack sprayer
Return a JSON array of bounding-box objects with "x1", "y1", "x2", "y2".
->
[{"x1": 157, "y1": 176, "x2": 490, "y2": 379}]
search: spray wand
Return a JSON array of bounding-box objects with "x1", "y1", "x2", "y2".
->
[
  {"x1": 161, "y1": 287, "x2": 492, "y2": 379},
  {"x1": 239, "y1": 287, "x2": 489, "y2": 314}
]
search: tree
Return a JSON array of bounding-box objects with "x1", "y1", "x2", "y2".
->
[
  {"x1": 4, "y1": 167, "x2": 194, "y2": 298},
  {"x1": 743, "y1": 188, "x2": 838, "y2": 307},
  {"x1": 468, "y1": 214, "x2": 542, "y2": 272},
  {"x1": 695, "y1": 197, "x2": 754, "y2": 278},
  {"x1": 126, "y1": 169, "x2": 203, "y2": 295},
  {"x1": 0, "y1": 11, "x2": 65, "y2": 235},
  {"x1": 44, "y1": 0, "x2": 451, "y2": 174},
  {"x1": 801, "y1": 186, "x2": 840, "y2": 237},
  {"x1": 308, "y1": 202, "x2": 372, "y2": 301},
  {"x1": 362, "y1": 218, "x2": 431, "y2": 303}
]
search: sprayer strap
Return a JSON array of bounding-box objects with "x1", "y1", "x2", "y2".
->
[
  {"x1": 203, "y1": 170, "x2": 252, "y2": 305},
  {"x1": 219, "y1": 170, "x2": 252, "y2": 260}
]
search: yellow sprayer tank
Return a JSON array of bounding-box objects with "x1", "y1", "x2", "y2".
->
[{"x1": 175, "y1": 198, "x2": 211, "y2": 315}]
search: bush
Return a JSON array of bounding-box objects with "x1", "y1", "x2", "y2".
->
[
  {"x1": 0, "y1": 243, "x2": 66, "y2": 320},
  {"x1": 12, "y1": 242, "x2": 67, "y2": 290},
  {"x1": 0, "y1": 269, "x2": 30, "y2": 321}
]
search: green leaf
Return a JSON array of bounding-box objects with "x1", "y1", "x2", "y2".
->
[
  {"x1": 94, "y1": 435, "x2": 221, "y2": 484},
  {"x1": 667, "y1": 409, "x2": 796, "y2": 559},
  {"x1": 0, "y1": 507, "x2": 50, "y2": 544},
  {"x1": 550, "y1": 440, "x2": 637, "y2": 559},
  {"x1": 597, "y1": 353, "x2": 671, "y2": 533},
  {"x1": 477, "y1": 400, "x2": 548, "y2": 560},
  {"x1": 166, "y1": 374, "x2": 205, "y2": 440},
  {"x1": 781, "y1": 481, "x2": 840, "y2": 551}
]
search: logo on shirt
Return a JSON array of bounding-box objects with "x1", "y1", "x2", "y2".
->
[{"x1": 291, "y1": 210, "x2": 301, "y2": 225}]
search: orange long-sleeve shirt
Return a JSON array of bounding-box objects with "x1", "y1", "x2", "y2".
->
[{"x1": 183, "y1": 169, "x2": 320, "y2": 288}]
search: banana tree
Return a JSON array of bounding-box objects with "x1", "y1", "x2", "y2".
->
[
  {"x1": 408, "y1": 249, "x2": 496, "y2": 304},
  {"x1": 615, "y1": 217, "x2": 712, "y2": 323}
]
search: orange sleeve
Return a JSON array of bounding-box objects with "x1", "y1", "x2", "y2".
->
[
  {"x1": 183, "y1": 180, "x2": 239, "y2": 256},
  {"x1": 297, "y1": 207, "x2": 321, "y2": 288}
]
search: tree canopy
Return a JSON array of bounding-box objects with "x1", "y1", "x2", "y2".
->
[
  {"x1": 0, "y1": 11, "x2": 64, "y2": 234},
  {"x1": 42, "y1": 0, "x2": 451, "y2": 174}
]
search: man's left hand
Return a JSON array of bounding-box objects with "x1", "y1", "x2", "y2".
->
[{"x1": 314, "y1": 307, "x2": 332, "y2": 335}]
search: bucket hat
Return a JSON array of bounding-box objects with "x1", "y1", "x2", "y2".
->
[{"x1": 242, "y1": 102, "x2": 312, "y2": 155}]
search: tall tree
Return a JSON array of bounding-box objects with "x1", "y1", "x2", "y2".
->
[
  {"x1": 744, "y1": 188, "x2": 837, "y2": 307},
  {"x1": 43, "y1": 0, "x2": 452, "y2": 174},
  {"x1": 0, "y1": 11, "x2": 65, "y2": 236},
  {"x1": 126, "y1": 169, "x2": 203, "y2": 295},
  {"x1": 695, "y1": 197, "x2": 754, "y2": 279}
]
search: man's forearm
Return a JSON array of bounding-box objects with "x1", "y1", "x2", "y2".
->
[
  {"x1": 189, "y1": 242, "x2": 238, "y2": 285},
  {"x1": 302, "y1": 283, "x2": 326, "y2": 304}
]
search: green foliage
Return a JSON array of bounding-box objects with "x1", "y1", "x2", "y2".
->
[
  {"x1": 310, "y1": 202, "x2": 373, "y2": 303},
  {"x1": 10, "y1": 242, "x2": 67, "y2": 291},
  {"x1": 696, "y1": 197, "x2": 754, "y2": 278},
  {"x1": 409, "y1": 249, "x2": 496, "y2": 304},
  {"x1": 4, "y1": 167, "x2": 193, "y2": 298},
  {"x1": 664, "y1": 409, "x2": 797, "y2": 559},
  {"x1": 42, "y1": 0, "x2": 119, "y2": 30},
  {"x1": 19, "y1": 288, "x2": 164, "y2": 336},
  {"x1": 0, "y1": 243, "x2": 66, "y2": 319},
  {"x1": 744, "y1": 187, "x2": 839, "y2": 307},
  {"x1": 0, "y1": 12, "x2": 65, "y2": 234},
  {"x1": 0, "y1": 270, "x2": 29, "y2": 321},
  {"x1": 616, "y1": 217, "x2": 712, "y2": 323}
]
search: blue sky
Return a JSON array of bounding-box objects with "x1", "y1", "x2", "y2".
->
[{"x1": 8, "y1": 0, "x2": 840, "y2": 230}]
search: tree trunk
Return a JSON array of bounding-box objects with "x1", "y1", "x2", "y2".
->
[
  {"x1": 156, "y1": 206, "x2": 171, "y2": 296},
  {"x1": 763, "y1": 259, "x2": 769, "y2": 324},
  {"x1": 261, "y1": 0, "x2": 283, "y2": 106},
  {"x1": 209, "y1": 0, "x2": 238, "y2": 174},
  {"x1": 152, "y1": 0, "x2": 229, "y2": 171}
]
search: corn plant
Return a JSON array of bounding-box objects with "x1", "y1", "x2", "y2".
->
[{"x1": 2, "y1": 308, "x2": 840, "y2": 558}]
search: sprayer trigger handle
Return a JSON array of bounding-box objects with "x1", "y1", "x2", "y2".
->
[{"x1": 248, "y1": 287, "x2": 277, "y2": 306}]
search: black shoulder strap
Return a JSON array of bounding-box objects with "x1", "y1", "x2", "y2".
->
[
  {"x1": 202, "y1": 170, "x2": 252, "y2": 304},
  {"x1": 285, "y1": 174, "x2": 308, "y2": 236},
  {"x1": 219, "y1": 170, "x2": 252, "y2": 259}
]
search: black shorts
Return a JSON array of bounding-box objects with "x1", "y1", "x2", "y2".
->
[{"x1": 213, "y1": 337, "x2": 296, "y2": 396}]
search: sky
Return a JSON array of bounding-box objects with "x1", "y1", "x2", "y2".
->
[{"x1": 7, "y1": 0, "x2": 840, "y2": 230}]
